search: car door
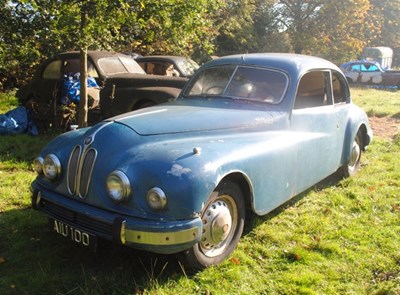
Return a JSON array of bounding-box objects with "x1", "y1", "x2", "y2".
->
[
  {"x1": 345, "y1": 63, "x2": 361, "y2": 83},
  {"x1": 290, "y1": 70, "x2": 345, "y2": 194},
  {"x1": 358, "y1": 63, "x2": 383, "y2": 84}
]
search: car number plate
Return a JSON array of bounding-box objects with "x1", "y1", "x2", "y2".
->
[{"x1": 49, "y1": 218, "x2": 97, "y2": 250}]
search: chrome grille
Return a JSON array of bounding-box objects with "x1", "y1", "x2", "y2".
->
[
  {"x1": 79, "y1": 149, "x2": 97, "y2": 198},
  {"x1": 67, "y1": 146, "x2": 81, "y2": 195},
  {"x1": 67, "y1": 145, "x2": 97, "y2": 199}
]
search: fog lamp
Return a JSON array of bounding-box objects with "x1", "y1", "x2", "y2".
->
[{"x1": 147, "y1": 187, "x2": 167, "y2": 210}]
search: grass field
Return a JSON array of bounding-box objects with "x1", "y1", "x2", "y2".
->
[{"x1": 0, "y1": 88, "x2": 399, "y2": 294}]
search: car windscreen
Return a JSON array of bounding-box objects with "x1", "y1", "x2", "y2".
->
[
  {"x1": 183, "y1": 65, "x2": 288, "y2": 104},
  {"x1": 177, "y1": 59, "x2": 200, "y2": 76},
  {"x1": 98, "y1": 57, "x2": 146, "y2": 75}
]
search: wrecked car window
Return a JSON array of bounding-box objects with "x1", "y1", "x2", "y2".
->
[
  {"x1": 98, "y1": 57, "x2": 146, "y2": 75},
  {"x1": 183, "y1": 65, "x2": 288, "y2": 104},
  {"x1": 43, "y1": 60, "x2": 62, "y2": 79},
  {"x1": 177, "y1": 59, "x2": 199, "y2": 76}
]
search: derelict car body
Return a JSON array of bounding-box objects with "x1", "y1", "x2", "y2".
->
[
  {"x1": 31, "y1": 53, "x2": 372, "y2": 269},
  {"x1": 17, "y1": 51, "x2": 187, "y2": 127}
]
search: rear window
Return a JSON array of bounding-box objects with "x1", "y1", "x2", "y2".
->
[{"x1": 98, "y1": 57, "x2": 146, "y2": 75}]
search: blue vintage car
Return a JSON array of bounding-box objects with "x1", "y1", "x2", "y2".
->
[{"x1": 31, "y1": 53, "x2": 372, "y2": 270}]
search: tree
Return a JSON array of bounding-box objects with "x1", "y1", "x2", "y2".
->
[
  {"x1": 129, "y1": 0, "x2": 223, "y2": 62},
  {"x1": 0, "y1": 1, "x2": 222, "y2": 126},
  {"x1": 274, "y1": 0, "x2": 324, "y2": 54},
  {"x1": 252, "y1": 0, "x2": 291, "y2": 53},
  {"x1": 312, "y1": 0, "x2": 373, "y2": 64},
  {"x1": 368, "y1": 0, "x2": 400, "y2": 49},
  {"x1": 214, "y1": 0, "x2": 257, "y2": 55},
  {"x1": 271, "y1": 0, "x2": 374, "y2": 64}
]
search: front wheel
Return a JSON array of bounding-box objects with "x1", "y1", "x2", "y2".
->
[
  {"x1": 342, "y1": 130, "x2": 363, "y2": 177},
  {"x1": 179, "y1": 180, "x2": 245, "y2": 270}
]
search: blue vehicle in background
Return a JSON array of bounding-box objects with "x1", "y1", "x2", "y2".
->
[{"x1": 340, "y1": 59, "x2": 400, "y2": 87}]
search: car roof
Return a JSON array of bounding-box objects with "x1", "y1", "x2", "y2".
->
[
  {"x1": 203, "y1": 53, "x2": 341, "y2": 76},
  {"x1": 56, "y1": 51, "x2": 130, "y2": 62},
  {"x1": 136, "y1": 56, "x2": 190, "y2": 63}
]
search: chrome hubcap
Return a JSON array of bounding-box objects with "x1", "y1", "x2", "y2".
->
[
  {"x1": 200, "y1": 196, "x2": 237, "y2": 257},
  {"x1": 349, "y1": 138, "x2": 361, "y2": 170}
]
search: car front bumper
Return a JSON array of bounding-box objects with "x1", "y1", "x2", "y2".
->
[{"x1": 31, "y1": 182, "x2": 202, "y2": 254}]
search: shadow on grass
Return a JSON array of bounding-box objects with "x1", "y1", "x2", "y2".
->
[
  {"x1": 392, "y1": 112, "x2": 400, "y2": 119},
  {"x1": 0, "y1": 208, "x2": 187, "y2": 295}
]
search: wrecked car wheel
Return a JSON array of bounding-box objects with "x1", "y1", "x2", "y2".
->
[{"x1": 180, "y1": 180, "x2": 245, "y2": 270}]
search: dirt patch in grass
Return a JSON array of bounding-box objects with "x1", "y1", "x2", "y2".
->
[{"x1": 369, "y1": 116, "x2": 400, "y2": 139}]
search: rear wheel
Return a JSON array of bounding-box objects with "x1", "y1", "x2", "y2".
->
[
  {"x1": 179, "y1": 180, "x2": 245, "y2": 270},
  {"x1": 342, "y1": 130, "x2": 363, "y2": 177}
]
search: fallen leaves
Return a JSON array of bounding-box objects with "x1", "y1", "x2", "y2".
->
[{"x1": 229, "y1": 257, "x2": 241, "y2": 265}]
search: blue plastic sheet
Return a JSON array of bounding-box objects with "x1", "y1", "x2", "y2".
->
[
  {"x1": 60, "y1": 73, "x2": 99, "y2": 106},
  {"x1": 0, "y1": 106, "x2": 38, "y2": 135}
]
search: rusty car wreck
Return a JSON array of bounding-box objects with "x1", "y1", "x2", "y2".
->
[
  {"x1": 17, "y1": 51, "x2": 187, "y2": 128},
  {"x1": 30, "y1": 53, "x2": 372, "y2": 270}
]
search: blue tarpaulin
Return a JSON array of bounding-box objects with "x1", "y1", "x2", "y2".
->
[
  {"x1": 0, "y1": 106, "x2": 38, "y2": 135},
  {"x1": 60, "y1": 73, "x2": 99, "y2": 106}
]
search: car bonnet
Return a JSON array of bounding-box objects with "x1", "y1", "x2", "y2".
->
[{"x1": 109, "y1": 99, "x2": 288, "y2": 136}]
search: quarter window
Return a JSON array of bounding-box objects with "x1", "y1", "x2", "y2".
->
[
  {"x1": 332, "y1": 71, "x2": 349, "y2": 104},
  {"x1": 43, "y1": 60, "x2": 62, "y2": 79}
]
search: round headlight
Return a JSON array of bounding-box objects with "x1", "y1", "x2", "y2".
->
[
  {"x1": 43, "y1": 154, "x2": 61, "y2": 180},
  {"x1": 33, "y1": 157, "x2": 44, "y2": 174},
  {"x1": 147, "y1": 187, "x2": 167, "y2": 210},
  {"x1": 106, "y1": 170, "x2": 131, "y2": 202}
]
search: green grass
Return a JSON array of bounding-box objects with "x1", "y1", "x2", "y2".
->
[
  {"x1": 351, "y1": 87, "x2": 400, "y2": 118},
  {"x1": 0, "y1": 91, "x2": 18, "y2": 113},
  {"x1": 0, "y1": 88, "x2": 399, "y2": 294}
]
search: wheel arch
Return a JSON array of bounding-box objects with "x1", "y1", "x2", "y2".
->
[
  {"x1": 341, "y1": 121, "x2": 370, "y2": 166},
  {"x1": 358, "y1": 123, "x2": 371, "y2": 150},
  {"x1": 218, "y1": 172, "x2": 254, "y2": 213}
]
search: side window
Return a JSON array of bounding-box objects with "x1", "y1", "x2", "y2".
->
[
  {"x1": 42, "y1": 60, "x2": 62, "y2": 79},
  {"x1": 63, "y1": 59, "x2": 80, "y2": 75},
  {"x1": 294, "y1": 71, "x2": 329, "y2": 109},
  {"x1": 369, "y1": 65, "x2": 379, "y2": 72},
  {"x1": 360, "y1": 64, "x2": 368, "y2": 71},
  {"x1": 361, "y1": 63, "x2": 379, "y2": 72},
  {"x1": 139, "y1": 62, "x2": 168, "y2": 75},
  {"x1": 88, "y1": 61, "x2": 99, "y2": 78},
  {"x1": 332, "y1": 71, "x2": 349, "y2": 104}
]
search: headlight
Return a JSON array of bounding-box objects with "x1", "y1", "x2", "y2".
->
[
  {"x1": 43, "y1": 154, "x2": 61, "y2": 180},
  {"x1": 106, "y1": 170, "x2": 131, "y2": 202},
  {"x1": 147, "y1": 187, "x2": 167, "y2": 210},
  {"x1": 33, "y1": 157, "x2": 44, "y2": 174}
]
